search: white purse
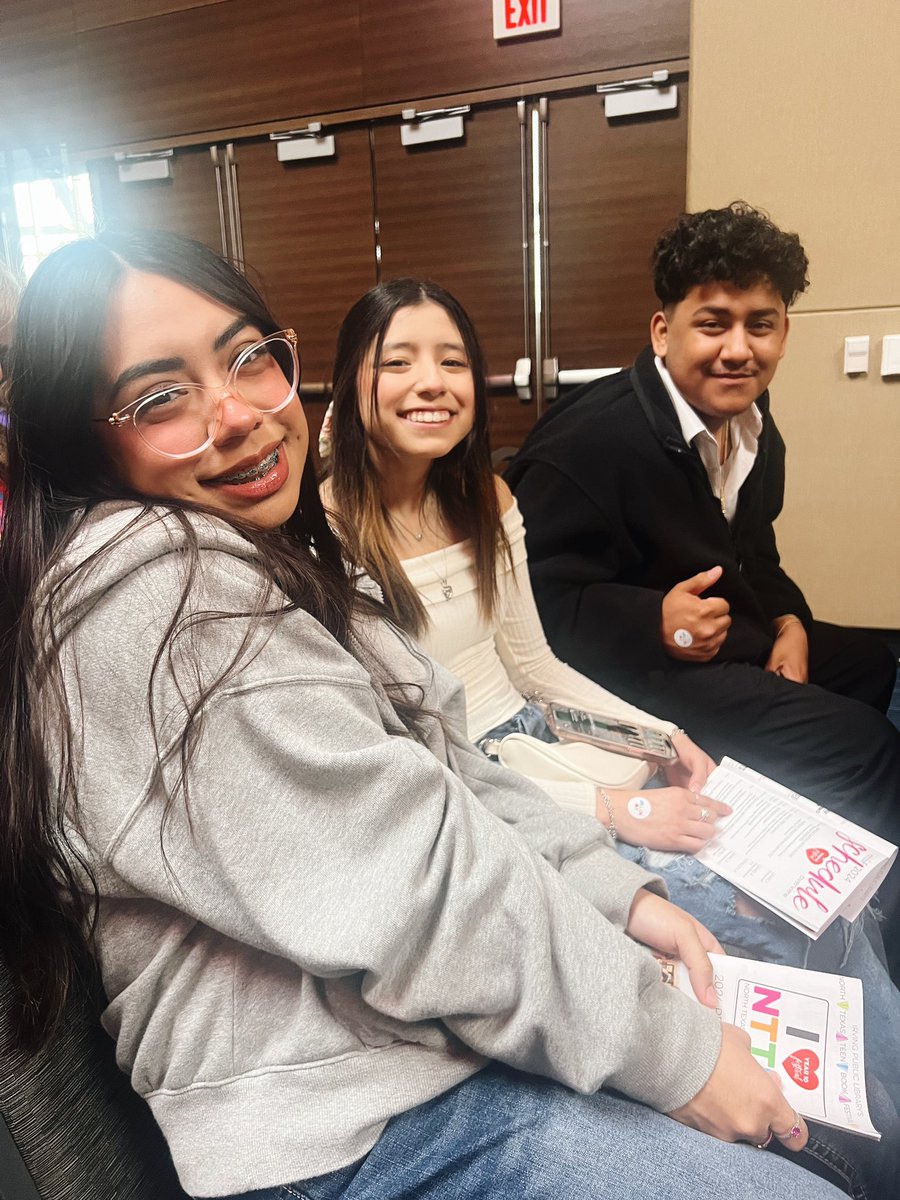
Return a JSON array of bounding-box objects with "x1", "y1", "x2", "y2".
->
[{"x1": 497, "y1": 733, "x2": 653, "y2": 790}]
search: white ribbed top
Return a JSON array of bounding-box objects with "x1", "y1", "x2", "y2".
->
[{"x1": 401, "y1": 500, "x2": 676, "y2": 817}]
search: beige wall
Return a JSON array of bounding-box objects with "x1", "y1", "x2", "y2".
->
[{"x1": 688, "y1": 0, "x2": 900, "y2": 627}]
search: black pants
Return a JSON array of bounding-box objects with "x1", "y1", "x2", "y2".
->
[
  {"x1": 603, "y1": 622, "x2": 900, "y2": 975},
  {"x1": 804, "y1": 620, "x2": 898, "y2": 714}
]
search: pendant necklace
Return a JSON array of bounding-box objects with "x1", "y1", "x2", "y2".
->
[
  {"x1": 408, "y1": 536, "x2": 453, "y2": 601},
  {"x1": 390, "y1": 512, "x2": 425, "y2": 544},
  {"x1": 417, "y1": 527, "x2": 453, "y2": 601},
  {"x1": 390, "y1": 503, "x2": 454, "y2": 600},
  {"x1": 433, "y1": 549, "x2": 454, "y2": 602}
]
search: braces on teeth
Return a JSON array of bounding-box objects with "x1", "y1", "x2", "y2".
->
[{"x1": 220, "y1": 447, "x2": 279, "y2": 484}]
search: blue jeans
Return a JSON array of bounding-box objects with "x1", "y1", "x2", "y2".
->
[
  {"x1": 222, "y1": 1062, "x2": 849, "y2": 1199},
  {"x1": 619, "y1": 853, "x2": 900, "y2": 1198},
  {"x1": 215, "y1": 910, "x2": 900, "y2": 1200},
  {"x1": 476, "y1": 705, "x2": 900, "y2": 1197},
  {"x1": 476, "y1": 700, "x2": 558, "y2": 757}
]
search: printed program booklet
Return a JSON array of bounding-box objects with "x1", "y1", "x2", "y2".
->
[
  {"x1": 662, "y1": 953, "x2": 880, "y2": 1139},
  {"x1": 695, "y1": 758, "x2": 897, "y2": 938}
]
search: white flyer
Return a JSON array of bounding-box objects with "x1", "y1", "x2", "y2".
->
[
  {"x1": 695, "y1": 758, "x2": 897, "y2": 937},
  {"x1": 664, "y1": 953, "x2": 880, "y2": 1139}
]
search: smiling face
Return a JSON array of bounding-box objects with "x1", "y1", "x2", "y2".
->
[
  {"x1": 649, "y1": 279, "x2": 790, "y2": 430},
  {"x1": 358, "y1": 301, "x2": 475, "y2": 468},
  {"x1": 98, "y1": 270, "x2": 308, "y2": 527}
]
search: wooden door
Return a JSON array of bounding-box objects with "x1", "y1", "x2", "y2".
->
[
  {"x1": 230, "y1": 130, "x2": 378, "y2": 382},
  {"x1": 545, "y1": 80, "x2": 690, "y2": 375},
  {"x1": 231, "y1": 128, "x2": 378, "y2": 444},
  {"x1": 371, "y1": 102, "x2": 530, "y2": 450},
  {"x1": 89, "y1": 145, "x2": 226, "y2": 254},
  {"x1": 85, "y1": 79, "x2": 691, "y2": 454}
]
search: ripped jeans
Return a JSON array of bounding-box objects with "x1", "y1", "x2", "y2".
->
[
  {"x1": 477, "y1": 704, "x2": 900, "y2": 1198},
  {"x1": 475, "y1": 698, "x2": 558, "y2": 757},
  {"x1": 618, "y1": 846, "x2": 900, "y2": 1191}
]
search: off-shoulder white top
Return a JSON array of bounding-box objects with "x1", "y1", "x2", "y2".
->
[{"x1": 401, "y1": 500, "x2": 677, "y2": 814}]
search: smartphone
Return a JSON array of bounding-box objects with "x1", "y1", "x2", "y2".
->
[{"x1": 544, "y1": 702, "x2": 678, "y2": 764}]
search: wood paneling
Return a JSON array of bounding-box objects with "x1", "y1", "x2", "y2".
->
[
  {"x1": 234, "y1": 131, "x2": 377, "y2": 382},
  {"x1": 0, "y1": 0, "x2": 76, "y2": 41},
  {"x1": 359, "y1": 0, "x2": 688, "y2": 105},
  {"x1": 0, "y1": 34, "x2": 82, "y2": 151},
  {"x1": 0, "y1": 2, "x2": 691, "y2": 463},
  {"x1": 489, "y1": 389, "x2": 540, "y2": 455},
  {"x1": 74, "y1": 0, "x2": 227, "y2": 34},
  {"x1": 4, "y1": 0, "x2": 689, "y2": 156},
  {"x1": 546, "y1": 84, "x2": 689, "y2": 370},
  {"x1": 1, "y1": 1, "x2": 79, "y2": 150},
  {"x1": 74, "y1": 0, "x2": 364, "y2": 149},
  {"x1": 89, "y1": 145, "x2": 226, "y2": 251}
]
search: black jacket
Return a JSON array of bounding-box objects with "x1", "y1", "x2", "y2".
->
[{"x1": 505, "y1": 346, "x2": 813, "y2": 680}]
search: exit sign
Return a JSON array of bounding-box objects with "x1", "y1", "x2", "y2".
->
[{"x1": 493, "y1": 0, "x2": 561, "y2": 40}]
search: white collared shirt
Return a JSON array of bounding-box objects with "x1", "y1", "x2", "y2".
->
[{"x1": 654, "y1": 355, "x2": 762, "y2": 523}]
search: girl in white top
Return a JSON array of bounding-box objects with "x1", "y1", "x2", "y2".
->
[{"x1": 322, "y1": 278, "x2": 726, "y2": 854}]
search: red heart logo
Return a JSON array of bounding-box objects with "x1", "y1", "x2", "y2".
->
[
  {"x1": 806, "y1": 847, "x2": 828, "y2": 865},
  {"x1": 783, "y1": 1049, "x2": 820, "y2": 1090}
]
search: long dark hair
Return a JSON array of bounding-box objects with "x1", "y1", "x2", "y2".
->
[
  {"x1": 0, "y1": 230, "x2": 356, "y2": 1051},
  {"x1": 326, "y1": 279, "x2": 508, "y2": 635}
]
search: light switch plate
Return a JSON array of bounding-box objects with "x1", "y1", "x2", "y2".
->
[
  {"x1": 843, "y1": 335, "x2": 869, "y2": 375},
  {"x1": 880, "y1": 335, "x2": 900, "y2": 377}
]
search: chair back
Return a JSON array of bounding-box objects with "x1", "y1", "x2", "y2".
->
[{"x1": 0, "y1": 959, "x2": 189, "y2": 1200}]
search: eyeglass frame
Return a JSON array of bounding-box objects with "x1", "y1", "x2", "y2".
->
[{"x1": 92, "y1": 328, "x2": 300, "y2": 461}]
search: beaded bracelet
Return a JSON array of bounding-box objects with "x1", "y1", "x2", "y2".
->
[{"x1": 597, "y1": 787, "x2": 617, "y2": 843}]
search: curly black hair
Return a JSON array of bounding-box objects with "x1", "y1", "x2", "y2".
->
[{"x1": 652, "y1": 201, "x2": 809, "y2": 309}]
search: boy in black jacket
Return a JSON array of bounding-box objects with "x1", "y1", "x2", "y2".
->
[{"x1": 508, "y1": 203, "x2": 900, "y2": 967}]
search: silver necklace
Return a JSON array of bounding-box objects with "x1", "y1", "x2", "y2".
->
[
  {"x1": 389, "y1": 505, "x2": 426, "y2": 544},
  {"x1": 390, "y1": 502, "x2": 453, "y2": 599},
  {"x1": 432, "y1": 549, "x2": 453, "y2": 601},
  {"x1": 414, "y1": 540, "x2": 453, "y2": 602}
]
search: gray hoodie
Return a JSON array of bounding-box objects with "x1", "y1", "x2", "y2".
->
[{"x1": 46, "y1": 503, "x2": 721, "y2": 1197}]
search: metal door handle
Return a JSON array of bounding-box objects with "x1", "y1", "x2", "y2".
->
[
  {"x1": 484, "y1": 358, "x2": 533, "y2": 403},
  {"x1": 542, "y1": 359, "x2": 621, "y2": 401},
  {"x1": 209, "y1": 145, "x2": 229, "y2": 258},
  {"x1": 558, "y1": 367, "x2": 621, "y2": 386}
]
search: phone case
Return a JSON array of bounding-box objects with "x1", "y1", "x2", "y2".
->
[{"x1": 546, "y1": 703, "x2": 677, "y2": 764}]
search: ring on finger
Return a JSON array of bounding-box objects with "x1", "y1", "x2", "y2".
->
[
  {"x1": 699, "y1": 806, "x2": 710, "y2": 823},
  {"x1": 755, "y1": 1131, "x2": 773, "y2": 1149},
  {"x1": 773, "y1": 1111, "x2": 803, "y2": 1142}
]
